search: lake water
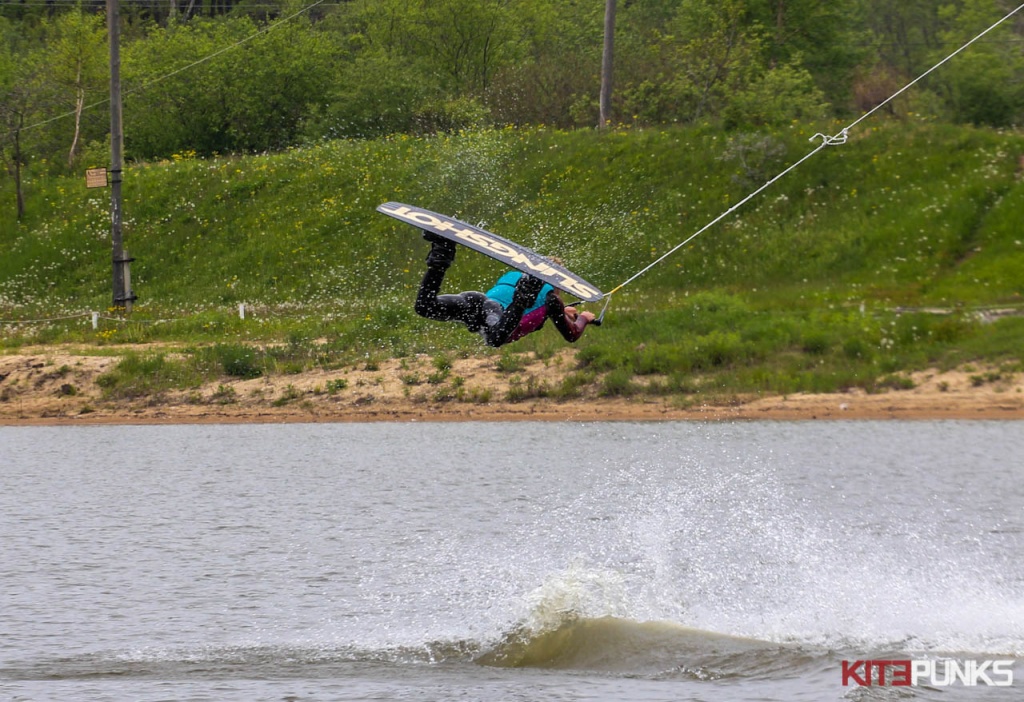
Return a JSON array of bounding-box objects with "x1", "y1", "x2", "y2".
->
[{"x1": 1, "y1": 420, "x2": 1022, "y2": 701}]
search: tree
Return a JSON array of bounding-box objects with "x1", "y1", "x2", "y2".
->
[
  {"x1": 343, "y1": 0, "x2": 521, "y2": 96},
  {"x1": 0, "y1": 47, "x2": 44, "y2": 220},
  {"x1": 484, "y1": 0, "x2": 604, "y2": 127},
  {"x1": 858, "y1": 0, "x2": 945, "y2": 76},
  {"x1": 933, "y1": 0, "x2": 1024, "y2": 127},
  {"x1": 723, "y1": 59, "x2": 828, "y2": 128},
  {"x1": 659, "y1": 0, "x2": 764, "y2": 123},
  {"x1": 122, "y1": 16, "x2": 336, "y2": 158},
  {"x1": 420, "y1": 0, "x2": 520, "y2": 94},
  {"x1": 744, "y1": 0, "x2": 867, "y2": 109},
  {"x1": 40, "y1": 7, "x2": 107, "y2": 169}
]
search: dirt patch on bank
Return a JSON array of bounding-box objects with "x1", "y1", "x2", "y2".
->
[{"x1": 1, "y1": 347, "x2": 1022, "y2": 425}]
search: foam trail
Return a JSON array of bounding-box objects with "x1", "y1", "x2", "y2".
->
[{"x1": 488, "y1": 439, "x2": 1024, "y2": 657}]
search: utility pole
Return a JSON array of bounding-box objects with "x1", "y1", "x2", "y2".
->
[
  {"x1": 599, "y1": 0, "x2": 616, "y2": 129},
  {"x1": 107, "y1": 0, "x2": 135, "y2": 311}
]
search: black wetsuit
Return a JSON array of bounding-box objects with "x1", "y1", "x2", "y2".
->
[{"x1": 415, "y1": 252, "x2": 544, "y2": 348}]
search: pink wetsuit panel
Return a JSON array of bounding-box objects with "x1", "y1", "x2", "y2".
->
[{"x1": 508, "y1": 306, "x2": 548, "y2": 342}]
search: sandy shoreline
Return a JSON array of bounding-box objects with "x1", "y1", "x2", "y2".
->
[{"x1": 2, "y1": 348, "x2": 1022, "y2": 425}]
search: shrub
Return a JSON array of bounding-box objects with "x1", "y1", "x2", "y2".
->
[
  {"x1": 432, "y1": 354, "x2": 453, "y2": 372},
  {"x1": 876, "y1": 374, "x2": 915, "y2": 391},
  {"x1": 634, "y1": 344, "x2": 692, "y2": 375},
  {"x1": 801, "y1": 331, "x2": 831, "y2": 355},
  {"x1": 599, "y1": 369, "x2": 639, "y2": 397},
  {"x1": 96, "y1": 352, "x2": 201, "y2": 399},
  {"x1": 505, "y1": 375, "x2": 549, "y2": 401},
  {"x1": 326, "y1": 378, "x2": 348, "y2": 394},
  {"x1": 842, "y1": 336, "x2": 872, "y2": 360},
  {"x1": 691, "y1": 331, "x2": 748, "y2": 370},
  {"x1": 272, "y1": 384, "x2": 303, "y2": 406},
  {"x1": 549, "y1": 371, "x2": 594, "y2": 399},
  {"x1": 496, "y1": 351, "x2": 528, "y2": 373},
  {"x1": 724, "y1": 62, "x2": 828, "y2": 129},
  {"x1": 211, "y1": 384, "x2": 237, "y2": 403},
  {"x1": 575, "y1": 345, "x2": 623, "y2": 372},
  {"x1": 214, "y1": 344, "x2": 264, "y2": 379}
]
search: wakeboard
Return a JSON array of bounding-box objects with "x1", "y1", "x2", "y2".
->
[{"x1": 377, "y1": 202, "x2": 603, "y2": 302}]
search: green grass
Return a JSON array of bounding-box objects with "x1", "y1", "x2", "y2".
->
[
  {"x1": 2, "y1": 120, "x2": 1023, "y2": 400},
  {"x1": 95, "y1": 351, "x2": 206, "y2": 400}
]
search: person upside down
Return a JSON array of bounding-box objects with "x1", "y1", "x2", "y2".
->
[{"x1": 415, "y1": 232, "x2": 596, "y2": 348}]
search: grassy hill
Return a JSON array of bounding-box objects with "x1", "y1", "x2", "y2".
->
[{"x1": 2, "y1": 120, "x2": 1023, "y2": 400}]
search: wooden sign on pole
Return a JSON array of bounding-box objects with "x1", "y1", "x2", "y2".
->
[{"x1": 85, "y1": 168, "x2": 108, "y2": 188}]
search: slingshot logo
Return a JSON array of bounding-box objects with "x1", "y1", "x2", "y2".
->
[
  {"x1": 377, "y1": 202, "x2": 603, "y2": 301},
  {"x1": 841, "y1": 660, "x2": 1015, "y2": 687}
]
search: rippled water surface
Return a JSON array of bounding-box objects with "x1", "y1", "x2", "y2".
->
[{"x1": 1, "y1": 421, "x2": 1022, "y2": 701}]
